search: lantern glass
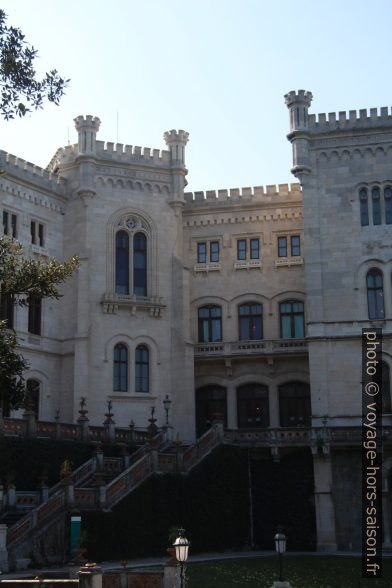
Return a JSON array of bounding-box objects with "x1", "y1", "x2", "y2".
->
[
  {"x1": 163, "y1": 395, "x2": 171, "y2": 411},
  {"x1": 274, "y1": 532, "x2": 286, "y2": 554},
  {"x1": 173, "y1": 534, "x2": 190, "y2": 562}
]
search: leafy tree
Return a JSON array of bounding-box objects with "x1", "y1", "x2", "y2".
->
[
  {"x1": 0, "y1": 9, "x2": 69, "y2": 119},
  {"x1": 0, "y1": 237, "x2": 79, "y2": 412}
]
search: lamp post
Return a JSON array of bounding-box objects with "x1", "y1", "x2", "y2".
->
[
  {"x1": 274, "y1": 528, "x2": 287, "y2": 582},
  {"x1": 173, "y1": 527, "x2": 190, "y2": 588},
  {"x1": 163, "y1": 394, "x2": 171, "y2": 427}
]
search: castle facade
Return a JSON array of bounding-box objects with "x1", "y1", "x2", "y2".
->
[{"x1": 1, "y1": 91, "x2": 391, "y2": 552}]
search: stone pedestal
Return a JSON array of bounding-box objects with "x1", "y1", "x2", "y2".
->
[
  {"x1": 23, "y1": 410, "x2": 37, "y2": 437},
  {"x1": 78, "y1": 564, "x2": 103, "y2": 588},
  {"x1": 163, "y1": 562, "x2": 179, "y2": 588}
]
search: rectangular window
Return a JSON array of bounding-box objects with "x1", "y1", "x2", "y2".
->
[
  {"x1": 250, "y1": 238, "x2": 260, "y2": 260},
  {"x1": 278, "y1": 236, "x2": 287, "y2": 257},
  {"x1": 197, "y1": 242, "x2": 207, "y2": 263},
  {"x1": 210, "y1": 241, "x2": 219, "y2": 262},
  {"x1": 31, "y1": 221, "x2": 45, "y2": 246},
  {"x1": 291, "y1": 235, "x2": 300, "y2": 256},
  {"x1": 237, "y1": 239, "x2": 246, "y2": 260},
  {"x1": 31, "y1": 221, "x2": 36, "y2": 244},
  {"x1": 3, "y1": 211, "x2": 17, "y2": 237},
  {"x1": 28, "y1": 298, "x2": 42, "y2": 336}
]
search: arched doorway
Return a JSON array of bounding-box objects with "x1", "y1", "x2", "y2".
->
[
  {"x1": 237, "y1": 383, "x2": 269, "y2": 428},
  {"x1": 26, "y1": 379, "x2": 40, "y2": 419},
  {"x1": 195, "y1": 385, "x2": 227, "y2": 437}
]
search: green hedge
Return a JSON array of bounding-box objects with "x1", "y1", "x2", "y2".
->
[{"x1": 84, "y1": 446, "x2": 316, "y2": 559}]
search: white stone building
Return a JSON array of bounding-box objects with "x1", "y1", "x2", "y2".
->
[{"x1": 0, "y1": 91, "x2": 391, "y2": 551}]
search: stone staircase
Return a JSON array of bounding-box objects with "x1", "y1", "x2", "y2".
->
[{"x1": 1, "y1": 424, "x2": 223, "y2": 570}]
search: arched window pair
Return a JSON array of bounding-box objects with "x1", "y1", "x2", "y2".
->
[
  {"x1": 197, "y1": 299, "x2": 305, "y2": 342},
  {"x1": 360, "y1": 187, "x2": 392, "y2": 226},
  {"x1": 113, "y1": 343, "x2": 149, "y2": 393},
  {"x1": 366, "y1": 269, "x2": 385, "y2": 320},
  {"x1": 115, "y1": 231, "x2": 147, "y2": 296}
]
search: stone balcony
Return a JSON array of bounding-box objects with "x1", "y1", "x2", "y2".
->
[{"x1": 194, "y1": 338, "x2": 308, "y2": 358}]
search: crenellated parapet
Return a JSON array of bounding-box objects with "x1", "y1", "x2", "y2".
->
[
  {"x1": 0, "y1": 149, "x2": 66, "y2": 198},
  {"x1": 307, "y1": 106, "x2": 392, "y2": 132},
  {"x1": 184, "y1": 183, "x2": 301, "y2": 207}
]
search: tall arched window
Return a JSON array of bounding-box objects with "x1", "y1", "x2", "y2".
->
[
  {"x1": 279, "y1": 382, "x2": 311, "y2": 427},
  {"x1": 279, "y1": 300, "x2": 305, "y2": 338},
  {"x1": 113, "y1": 343, "x2": 128, "y2": 392},
  {"x1": 385, "y1": 187, "x2": 392, "y2": 224},
  {"x1": 133, "y1": 233, "x2": 147, "y2": 296},
  {"x1": 238, "y1": 303, "x2": 263, "y2": 340},
  {"x1": 367, "y1": 269, "x2": 384, "y2": 320},
  {"x1": 372, "y1": 187, "x2": 381, "y2": 225},
  {"x1": 135, "y1": 345, "x2": 149, "y2": 393},
  {"x1": 360, "y1": 188, "x2": 369, "y2": 226},
  {"x1": 26, "y1": 379, "x2": 40, "y2": 419},
  {"x1": 115, "y1": 231, "x2": 129, "y2": 294},
  {"x1": 382, "y1": 361, "x2": 391, "y2": 414},
  {"x1": 198, "y1": 305, "x2": 222, "y2": 342},
  {"x1": 237, "y1": 383, "x2": 269, "y2": 428}
]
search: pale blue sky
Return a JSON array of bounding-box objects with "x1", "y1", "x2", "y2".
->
[{"x1": 1, "y1": 0, "x2": 392, "y2": 191}]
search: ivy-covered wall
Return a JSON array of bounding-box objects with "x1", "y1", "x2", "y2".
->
[{"x1": 84, "y1": 446, "x2": 316, "y2": 559}]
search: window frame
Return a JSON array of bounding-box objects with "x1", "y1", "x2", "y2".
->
[
  {"x1": 197, "y1": 242, "x2": 207, "y2": 264},
  {"x1": 2, "y1": 210, "x2": 18, "y2": 238},
  {"x1": 278, "y1": 236, "x2": 288, "y2": 257},
  {"x1": 114, "y1": 228, "x2": 149, "y2": 297},
  {"x1": 366, "y1": 268, "x2": 384, "y2": 320},
  {"x1": 291, "y1": 235, "x2": 301, "y2": 256},
  {"x1": 135, "y1": 344, "x2": 149, "y2": 393},
  {"x1": 31, "y1": 220, "x2": 45, "y2": 247},
  {"x1": 113, "y1": 343, "x2": 128, "y2": 392},
  {"x1": 279, "y1": 381, "x2": 311, "y2": 427},
  {"x1": 28, "y1": 297, "x2": 42, "y2": 336},
  {"x1": 238, "y1": 302, "x2": 263, "y2": 340},
  {"x1": 279, "y1": 300, "x2": 305, "y2": 339},
  {"x1": 198, "y1": 305, "x2": 222, "y2": 343}
]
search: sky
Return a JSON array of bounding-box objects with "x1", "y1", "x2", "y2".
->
[{"x1": 1, "y1": 0, "x2": 392, "y2": 192}]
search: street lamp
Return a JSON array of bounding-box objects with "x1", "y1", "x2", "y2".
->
[
  {"x1": 163, "y1": 394, "x2": 171, "y2": 427},
  {"x1": 274, "y1": 528, "x2": 287, "y2": 582},
  {"x1": 173, "y1": 528, "x2": 190, "y2": 588}
]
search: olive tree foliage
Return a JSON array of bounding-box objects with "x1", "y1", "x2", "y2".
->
[
  {"x1": 0, "y1": 238, "x2": 79, "y2": 412},
  {"x1": 0, "y1": 9, "x2": 69, "y2": 119}
]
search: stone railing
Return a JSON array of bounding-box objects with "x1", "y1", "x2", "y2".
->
[
  {"x1": 1, "y1": 415, "x2": 149, "y2": 445},
  {"x1": 225, "y1": 425, "x2": 392, "y2": 448},
  {"x1": 194, "y1": 338, "x2": 308, "y2": 358}
]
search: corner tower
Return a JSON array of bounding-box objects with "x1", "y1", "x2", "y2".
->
[{"x1": 284, "y1": 90, "x2": 313, "y2": 177}]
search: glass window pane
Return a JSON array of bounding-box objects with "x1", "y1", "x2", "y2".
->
[
  {"x1": 210, "y1": 241, "x2": 219, "y2": 262},
  {"x1": 250, "y1": 239, "x2": 259, "y2": 259},
  {"x1": 281, "y1": 315, "x2": 291, "y2": 338},
  {"x1": 133, "y1": 233, "x2": 147, "y2": 296},
  {"x1": 360, "y1": 189, "x2": 369, "y2": 226},
  {"x1": 211, "y1": 306, "x2": 221, "y2": 317},
  {"x1": 294, "y1": 314, "x2": 304, "y2": 338},
  {"x1": 115, "y1": 231, "x2": 129, "y2": 295},
  {"x1": 385, "y1": 188, "x2": 392, "y2": 224},
  {"x1": 291, "y1": 235, "x2": 300, "y2": 256},
  {"x1": 197, "y1": 242, "x2": 206, "y2": 263},
  {"x1": 211, "y1": 319, "x2": 221, "y2": 341},
  {"x1": 372, "y1": 188, "x2": 381, "y2": 225},
  {"x1": 237, "y1": 240, "x2": 246, "y2": 260},
  {"x1": 278, "y1": 237, "x2": 287, "y2": 257}
]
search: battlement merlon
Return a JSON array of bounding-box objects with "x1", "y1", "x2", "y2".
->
[
  {"x1": 183, "y1": 183, "x2": 302, "y2": 208},
  {"x1": 164, "y1": 129, "x2": 189, "y2": 166},
  {"x1": 74, "y1": 115, "x2": 101, "y2": 155}
]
